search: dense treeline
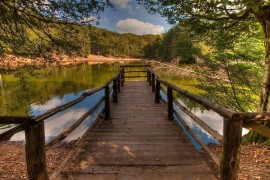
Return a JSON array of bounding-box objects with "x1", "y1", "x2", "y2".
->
[
  {"x1": 144, "y1": 21, "x2": 264, "y2": 65},
  {"x1": 144, "y1": 24, "x2": 200, "y2": 63},
  {"x1": 0, "y1": 25, "x2": 158, "y2": 58}
]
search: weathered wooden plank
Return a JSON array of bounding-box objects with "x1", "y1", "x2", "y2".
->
[
  {"x1": 0, "y1": 116, "x2": 30, "y2": 124},
  {"x1": 243, "y1": 121, "x2": 270, "y2": 138},
  {"x1": 60, "y1": 173, "x2": 216, "y2": 180},
  {"x1": 59, "y1": 81, "x2": 216, "y2": 179}
]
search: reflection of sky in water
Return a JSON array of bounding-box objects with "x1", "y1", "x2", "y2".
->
[
  {"x1": 11, "y1": 89, "x2": 105, "y2": 141},
  {"x1": 160, "y1": 90, "x2": 249, "y2": 150},
  {"x1": 6, "y1": 84, "x2": 249, "y2": 146}
]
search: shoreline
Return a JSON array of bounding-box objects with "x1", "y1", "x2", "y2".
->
[{"x1": 0, "y1": 54, "x2": 143, "y2": 69}]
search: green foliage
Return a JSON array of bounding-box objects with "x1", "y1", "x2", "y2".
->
[
  {"x1": 0, "y1": 0, "x2": 113, "y2": 53},
  {"x1": 144, "y1": 24, "x2": 201, "y2": 63},
  {"x1": 1, "y1": 24, "x2": 159, "y2": 58},
  {"x1": 88, "y1": 27, "x2": 157, "y2": 58}
]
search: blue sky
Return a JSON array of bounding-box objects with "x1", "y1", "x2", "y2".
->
[{"x1": 95, "y1": 0, "x2": 172, "y2": 35}]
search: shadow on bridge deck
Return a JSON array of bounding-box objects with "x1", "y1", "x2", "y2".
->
[{"x1": 59, "y1": 81, "x2": 216, "y2": 179}]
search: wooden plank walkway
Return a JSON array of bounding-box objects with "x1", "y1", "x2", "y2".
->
[{"x1": 59, "y1": 81, "x2": 216, "y2": 179}]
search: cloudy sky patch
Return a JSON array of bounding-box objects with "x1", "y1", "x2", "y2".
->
[
  {"x1": 116, "y1": 18, "x2": 164, "y2": 35},
  {"x1": 97, "y1": 1, "x2": 172, "y2": 34}
]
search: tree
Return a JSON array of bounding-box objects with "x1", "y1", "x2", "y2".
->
[
  {"x1": 0, "y1": 0, "x2": 112, "y2": 54},
  {"x1": 140, "y1": 0, "x2": 270, "y2": 143}
]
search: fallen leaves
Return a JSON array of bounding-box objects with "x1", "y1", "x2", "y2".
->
[
  {"x1": 0, "y1": 141, "x2": 75, "y2": 180},
  {"x1": 207, "y1": 143, "x2": 270, "y2": 180}
]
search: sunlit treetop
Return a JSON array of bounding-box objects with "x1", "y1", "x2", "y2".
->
[
  {"x1": 138, "y1": 0, "x2": 270, "y2": 24},
  {"x1": 0, "y1": 0, "x2": 114, "y2": 53}
]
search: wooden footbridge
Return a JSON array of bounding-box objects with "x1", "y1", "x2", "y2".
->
[{"x1": 0, "y1": 64, "x2": 270, "y2": 180}]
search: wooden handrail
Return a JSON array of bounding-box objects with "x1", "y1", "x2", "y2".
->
[
  {"x1": 174, "y1": 110, "x2": 220, "y2": 166},
  {"x1": 0, "y1": 123, "x2": 27, "y2": 141},
  {"x1": 148, "y1": 67, "x2": 237, "y2": 120},
  {"x1": 124, "y1": 70, "x2": 147, "y2": 73},
  {"x1": 1, "y1": 64, "x2": 269, "y2": 180},
  {"x1": 243, "y1": 121, "x2": 270, "y2": 138},
  {"x1": 173, "y1": 99, "x2": 223, "y2": 142},
  {"x1": 147, "y1": 67, "x2": 242, "y2": 180},
  {"x1": 120, "y1": 65, "x2": 150, "y2": 67},
  {"x1": 0, "y1": 116, "x2": 31, "y2": 124},
  {"x1": 0, "y1": 67, "x2": 125, "y2": 180},
  {"x1": 45, "y1": 97, "x2": 105, "y2": 150}
]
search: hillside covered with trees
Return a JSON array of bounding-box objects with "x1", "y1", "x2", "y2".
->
[{"x1": 0, "y1": 25, "x2": 158, "y2": 59}]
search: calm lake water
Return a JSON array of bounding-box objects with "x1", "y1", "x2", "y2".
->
[{"x1": 0, "y1": 63, "x2": 247, "y2": 147}]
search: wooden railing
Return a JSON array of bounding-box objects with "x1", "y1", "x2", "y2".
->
[
  {"x1": 0, "y1": 66, "x2": 128, "y2": 179},
  {"x1": 121, "y1": 64, "x2": 150, "y2": 79},
  {"x1": 147, "y1": 67, "x2": 270, "y2": 180},
  {"x1": 0, "y1": 64, "x2": 269, "y2": 179}
]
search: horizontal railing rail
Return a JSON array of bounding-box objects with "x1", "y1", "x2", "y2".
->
[
  {"x1": 147, "y1": 67, "x2": 270, "y2": 180},
  {"x1": 1, "y1": 64, "x2": 268, "y2": 180},
  {"x1": 0, "y1": 66, "x2": 125, "y2": 179},
  {"x1": 121, "y1": 65, "x2": 150, "y2": 80}
]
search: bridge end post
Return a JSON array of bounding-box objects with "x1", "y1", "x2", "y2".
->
[
  {"x1": 25, "y1": 120, "x2": 49, "y2": 180},
  {"x1": 121, "y1": 68, "x2": 125, "y2": 86},
  {"x1": 105, "y1": 85, "x2": 110, "y2": 120},
  {"x1": 149, "y1": 72, "x2": 152, "y2": 86},
  {"x1": 220, "y1": 116, "x2": 242, "y2": 180},
  {"x1": 113, "y1": 79, "x2": 118, "y2": 103},
  {"x1": 155, "y1": 79, "x2": 160, "y2": 103},
  {"x1": 167, "y1": 87, "x2": 174, "y2": 120},
  {"x1": 118, "y1": 76, "x2": 121, "y2": 93},
  {"x1": 147, "y1": 69, "x2": 150, "y2": 82},
  {"x1": 152, "y1": 74, "x2": 155, "y2": 92}
]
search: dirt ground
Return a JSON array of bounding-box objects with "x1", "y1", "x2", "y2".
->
[
  {"x1": 203, "y1": 143, "x2": 270, "y2": 180},
  {"x1": 0, "y1": 141, "x2": 75, "y2": 180},
  {"x1": 0, "y1": 141, "x2": 269, "y2": 179}
]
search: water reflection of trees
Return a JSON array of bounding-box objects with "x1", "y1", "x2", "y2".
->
[{"x1": 0, "y1": 64, "x2": 119, "y2": 116}]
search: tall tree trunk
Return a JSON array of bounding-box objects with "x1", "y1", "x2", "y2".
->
[{"x1": 244, "y1": 7, "x2": 270, "y2": 144}]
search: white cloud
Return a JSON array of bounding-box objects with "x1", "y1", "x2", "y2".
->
[
  {"x1": 81, "y1": 16, "x2": 98, "y2": 23},
  {"x1": 116, "y1": 18, "x2": 164, "y2": 35}
]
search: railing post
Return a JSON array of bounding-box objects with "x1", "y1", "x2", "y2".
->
[
  {"x1": 152, "y1": 73, "x2": 155, "y2": 92},
  {"x1": 113, "y1": 79, "x2": 118, "y2": 103},
  {"x1": 155, "y1": 79, "x2": 160, "y2": 103},
  {"x1": 105, "y1": 85, "x2": 110, "y2": 120},
  {"x1": 121, "y1": 68, "x2": 124, "y2": 86},
  {"x1": 149, "y1": 72, "x2": 152, "y2": 86},
  {"x1": 25, "y1": 120, "x2": 49, "y2": 180},
  {"x1": 167, "y1": 86, "x2": 173, "y2": 120},
  {"x1": 118, "y1": 76, "x2": 121, "y2": 93},
  {"x1": 147, "y1": 69, "x2": 150, "y2": 82},
  {"x1": 220, "y1": 117, "x2": 242, "y2": 180}
]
